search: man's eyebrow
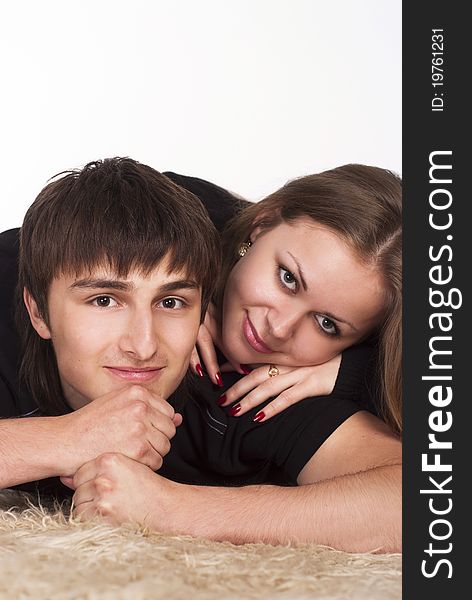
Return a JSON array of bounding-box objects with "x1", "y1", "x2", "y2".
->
[
  {"x1": 70, "y1": 279, "x2": 134, "y2": 292},
  {"x1": 158, "y1": 280, "x2": 200, "y2": 293},
  {"x1": 286, "y1": 252, "x2": 359, "y2": 333},
  {"x1": 69, "y1": 278, "x2": 200, "y2": 293}
]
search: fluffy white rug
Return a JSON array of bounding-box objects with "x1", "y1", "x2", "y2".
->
[{"x1": 0, "y1": 490, "x2": 401, "y2": 600}]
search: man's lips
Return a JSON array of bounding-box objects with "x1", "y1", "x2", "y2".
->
[
  {"x1": 104, "y1": 366, "x2": 164, "y2": 382},
  {"x1": 243, "y1": 314, "x2": 274, "y2": 354}
]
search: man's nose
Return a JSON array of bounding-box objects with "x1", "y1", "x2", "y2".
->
[
  {"x1": 120, "y1": 309, "x2": 158, "y2": 361},
  {"x1": 267, "y1": 307, "x2": 304, "y2": 341}
]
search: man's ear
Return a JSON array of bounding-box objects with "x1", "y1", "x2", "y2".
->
[{"x1": 23, "y1": 288, "x2": 52, "y2": 340}]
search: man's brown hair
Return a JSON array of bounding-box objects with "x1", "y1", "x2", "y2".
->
[{"x1": 17, "y1": 157, "x2": 220, "y2": 415}]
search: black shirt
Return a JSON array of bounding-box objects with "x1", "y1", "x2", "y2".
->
[
  {"x1": 0, "y1": 228, "x2": 39, "y2": 418},
  {"x1": 0, "y1": 171, "x2": 377, "y2": 492},
  {"x1": 161, "y1": 352, "x2": 374, "y2": 486}
]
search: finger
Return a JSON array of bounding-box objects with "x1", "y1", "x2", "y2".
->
[
  {"x1": 73, "y1": 479, "x2": 99, "y2": 509},
  {"x1": 252, "y1": 386, "x2": 302, "y2": 422},
  {"x1": 125, "y1": 386, "x2": 176, "y2": 420},
  {"x1": 148, "y1": 411, "x2": 177, "y2": 441},
  {"x1": 189, "y1": 346, "x2": 204, "y2": 378},
  {"x1": 234, "y1": 372, "x2": 301, "y2": 416},
  {"x1": 73, "y1": 500, "x2": 97, "y2": 520},
  {"x1": 173, "y1": 412, "x2": 183, "y2": 427},
  {"x1": 196, "y1": 325, "x2": 222, "y2": 386},
  {"x1": 73, "y1": 496, "x2": 114, "y2": 522},
  {"x1": 144, "y1": 393, "x2": 176, "y2": 420},
  {"x1": 217, "y1": 368, "x2": 269, "y2": 406},
  {"x1": 72, "y1": 457, "x2": 101, "y2": 489},
  {"x1": 145, "y1": 429, "x2": 173, "y2": 467},
  {"x1": 218, "y1": 365, "x2": 294, "y2": 406}
]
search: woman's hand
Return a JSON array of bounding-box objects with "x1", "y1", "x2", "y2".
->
[
  {"x1": 218, "y1": 354, "x2": 342, "y2": 422},
  {"x1": 190, "y1": 308, "x2": 244, "y2": 387}
]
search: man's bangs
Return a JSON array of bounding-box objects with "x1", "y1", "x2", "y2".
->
[
  {"x1": 55, "y1": 226, "x2": 207, "y2": 288},
  {"x1": 163, "y1": 235, "x2": 214, "y2": 287}
]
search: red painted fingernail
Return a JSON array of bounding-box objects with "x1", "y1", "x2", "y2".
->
[
  {"x1": 217, "y1": 394, "x2": 227, "y2": 406},
  {"x1": 240, "y1": 364, "x2": 252, "y2": 375},
  {"x1": 229, "y1": 404, "x2": 241, "y2": 416},
  {"x1": 253, "y1": 411, "x2": 265, "y2": 423},
  {"x1": 196, "y1": 364, "x2": 204, "y2": 378},
  {"x1": 215, "y1": 372, "x2": 224, "y2": 387}
]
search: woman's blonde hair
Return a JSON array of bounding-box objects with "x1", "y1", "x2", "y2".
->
[{"x1": 216, "y1": 164, "x2": 402, "y2": 434}]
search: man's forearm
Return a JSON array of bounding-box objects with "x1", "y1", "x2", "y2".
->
[
  {"x1": 0, "y1": 416, "x2": 70, "y2": 488},
  {"x1": 1, "y1": 388, "x2": 177, "y2": 489},
  {"x1": 162, "y1": 464, "x2": 401, "y2": 553}
]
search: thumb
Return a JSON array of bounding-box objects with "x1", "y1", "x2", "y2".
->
[
  {"x1": 60, "y1": 475, "x2": 76, "y2": 490},
  {"x1": 173, "y1": 412, "x2": 183, "y2": 427}
]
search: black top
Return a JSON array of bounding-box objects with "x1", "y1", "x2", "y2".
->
[
  {"x1": 0, "y1": 171, "x2": 378, "y2": 494},
  {"x1": 0, "y1": 228, "x2": 39, "y2": 418},
  {"x1": 161, "y1": 351, "x2": 374, "y2": 487}
]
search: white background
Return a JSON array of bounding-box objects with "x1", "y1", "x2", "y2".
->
[{"x1": 0, "y1": 0, "x2": 401, "y2": 231}]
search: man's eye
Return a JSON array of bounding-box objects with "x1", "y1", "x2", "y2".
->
[
  {"x1": 279, "y1": 266, "x2": 298, "y2": 291},
  {"x1": 159, "y1": 297, "x2": 185, "y2": 309},
  {"x1": 92, "y1": 296, "x2": 117, "y2": 308},
  {"x1": 315, "y1": 315, "x2": 338, "y2": 336}
]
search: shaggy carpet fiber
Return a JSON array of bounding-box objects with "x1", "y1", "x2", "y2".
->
[{"x1": 0, "y1": 490, "x2": 401, "y2": 600}]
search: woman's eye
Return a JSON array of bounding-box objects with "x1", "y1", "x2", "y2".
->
[
  {"x1": 159, "y1": 297, "x2": 185, "y2": 309},
  {"x1": 279, "y1": 267, "x2": 298, "y2": 291},
  {"x1": 92, "y1": 296, "x2": 117, "y2": 308},
  {"x1": 315, "y1": 315, "x2": 338, "y2": 336}
]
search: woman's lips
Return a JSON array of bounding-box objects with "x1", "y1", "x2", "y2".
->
[
  {"x1": 243, "y1": 314, "x2": 274, "y2": 354},
  {"x1": 105, "y1": 367, "x2": 163, "y2": 382}
]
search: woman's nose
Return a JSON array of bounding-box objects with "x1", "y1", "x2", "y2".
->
[{"x1": 267, "y1": 308, "x2": 304, "y2": 341}]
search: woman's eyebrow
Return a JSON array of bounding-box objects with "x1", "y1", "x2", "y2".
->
[
  {"x1": 287, "y1": 252, "x2": 308, "y2": 291},
  {"x1": 286, "y1": 252, "x2": 358, "y2": 332},
  {"x1": 322, "y1": 311, "x2": 359, "y2": 333}
]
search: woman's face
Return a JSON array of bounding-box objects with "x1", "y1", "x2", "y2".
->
[{"x1": 221, "y1": 218, "x2": 387, "y2": 367}]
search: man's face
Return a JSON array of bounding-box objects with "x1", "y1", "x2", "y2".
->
[{"x1": 26, "y1": 256, "x2": 202, "y2": 409}]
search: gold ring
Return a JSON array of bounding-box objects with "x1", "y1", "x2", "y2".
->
[{"x1": 268, "y1": 365, "x2": 279, "y2": 377}]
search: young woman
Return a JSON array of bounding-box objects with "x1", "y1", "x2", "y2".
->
[{"x1": 187, "y1": 164, "x2": 402, "y2": 435}]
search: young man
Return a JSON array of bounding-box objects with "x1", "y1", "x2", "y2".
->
[
  {"x1": 0, "y1": 159, "x2": 401, "y2": 552},
  {"x1": 0, "y1": 157, "x2": 220, "y2": 491}
]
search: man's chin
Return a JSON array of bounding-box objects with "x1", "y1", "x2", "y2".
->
[{"x1": 62, "y1": 369, "x2": 181, "y2": 410}]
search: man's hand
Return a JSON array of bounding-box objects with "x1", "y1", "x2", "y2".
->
[
  {"x1": 69, "y1": 452, "x2": 177, "y2": 529},
  {"x1": 57, "y1": 385, "x2": 182, "y2": 479},
  {"x1": 69, "y1": 447, "x2": 401, "y2": 553}
]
